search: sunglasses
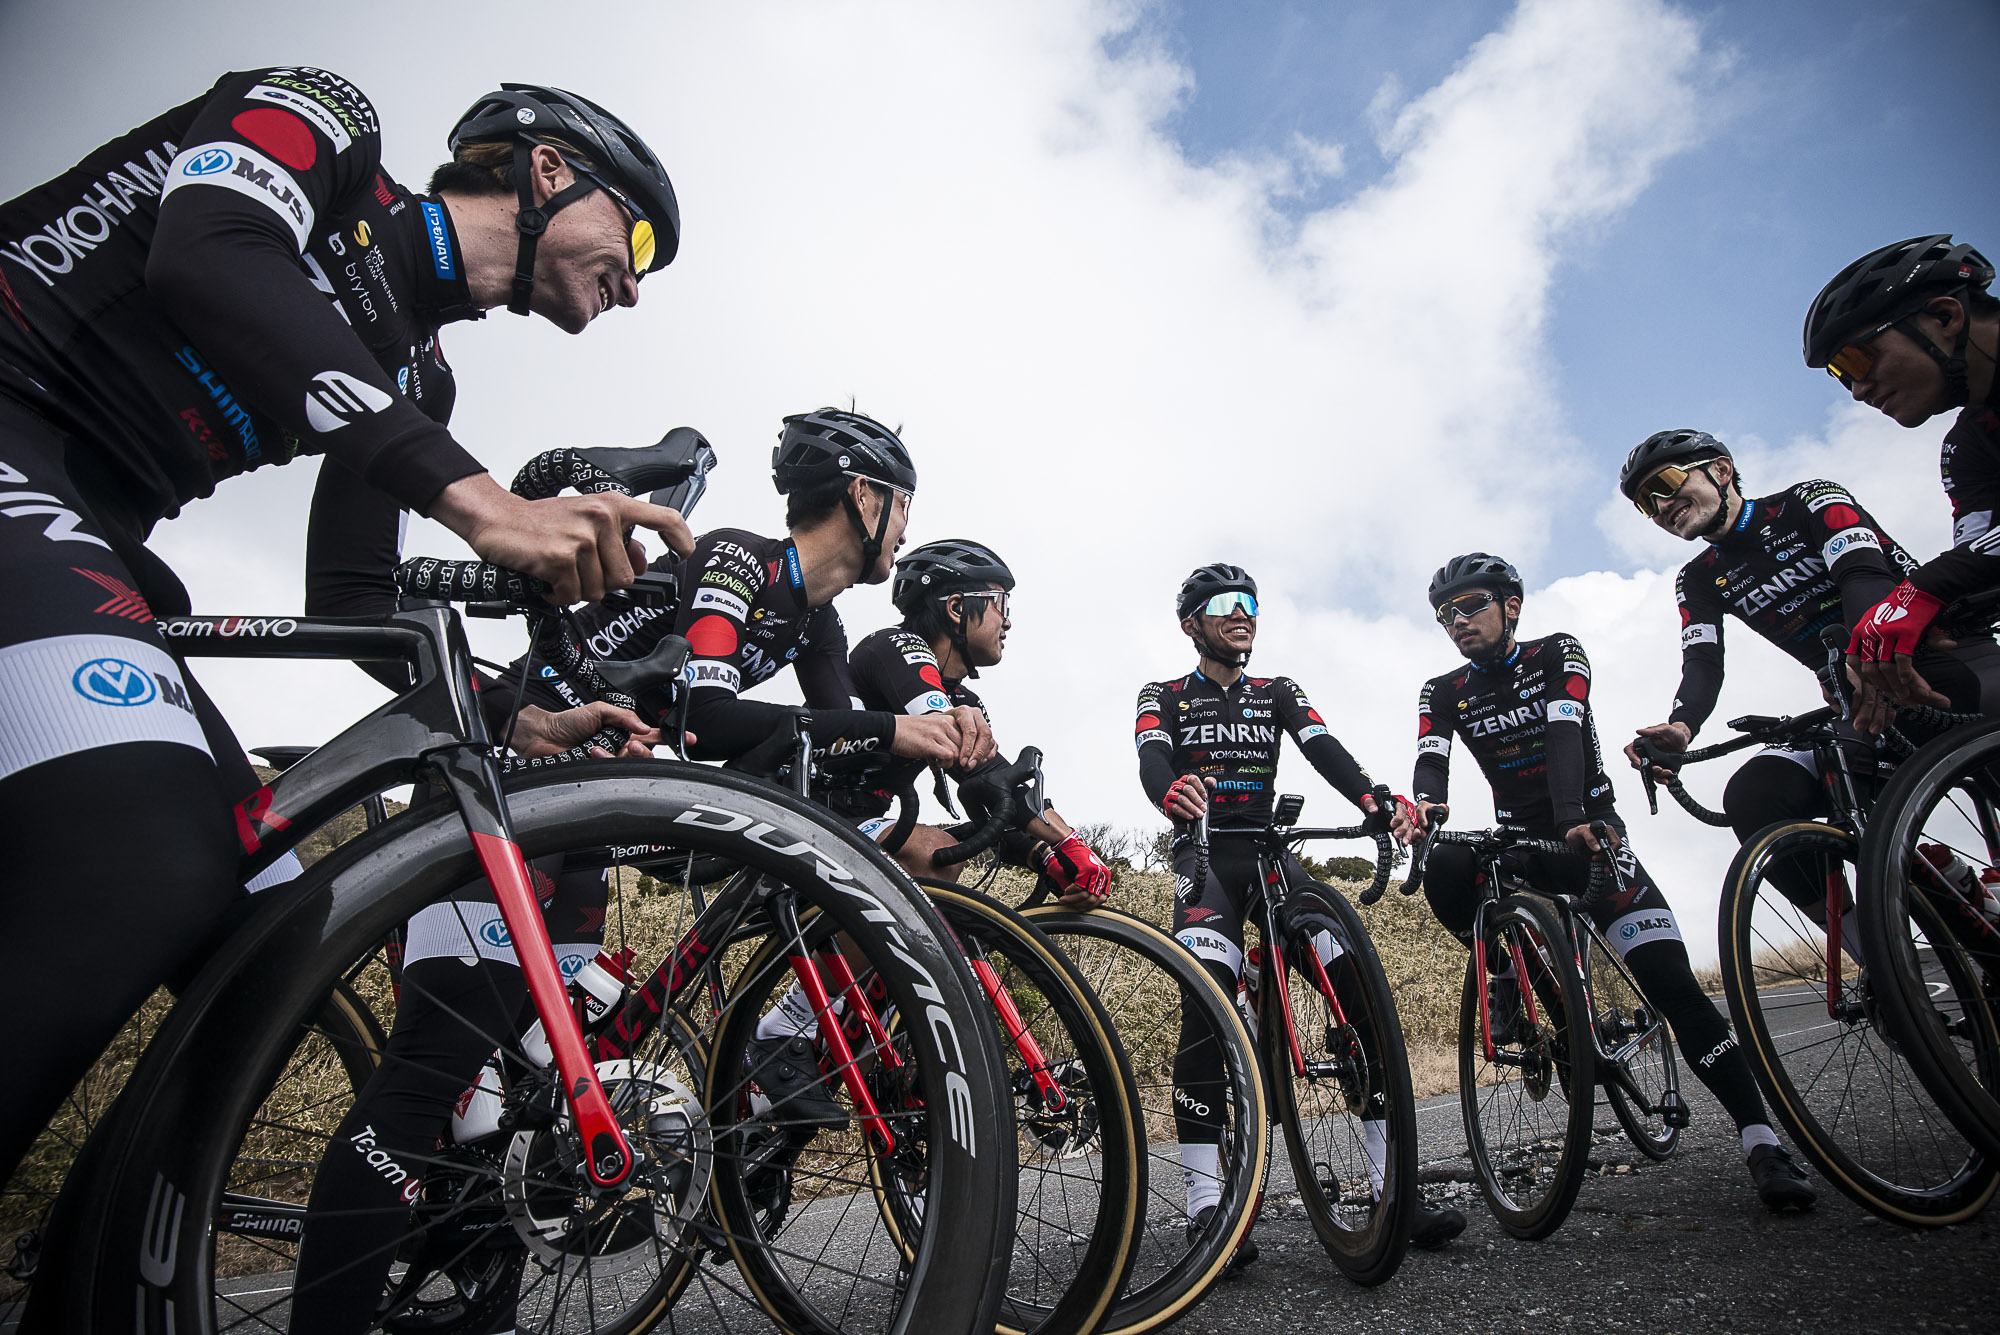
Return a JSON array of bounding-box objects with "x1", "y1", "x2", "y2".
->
[
  {"x1": 955, "y1": 590, "x2": 1010, "y2": 618},
  {"x1": 1629, "y1": 458, "x2": 1722, "y2": 517},
  {"x1": 1824, "y1": 320, "x2": 1896, "y2": 389},
  {"x1": 1198, "y1": 591, "x2": 1258, "y2": 618},
  {"x1": 1435, "y1": 591, "x2": 1497, "y2": 626},
  {"x1": 572, "y1": 165, "x2": 658, "y2": 277}
]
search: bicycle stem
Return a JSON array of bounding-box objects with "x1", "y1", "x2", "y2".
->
[{"x1": 430, "y1": 745, "x2": 637, "y2": 1189}]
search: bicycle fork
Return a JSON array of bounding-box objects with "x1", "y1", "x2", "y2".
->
[
  {"x1": 769, "y1": 891, "x2": 898, "y2": 1155},
  {"x1": 1471, "y1": 895, "x2": 1543, "y2": 1063},
  {"x1": 431, "y1": 747, "x2": 635, "y2": 1189}
]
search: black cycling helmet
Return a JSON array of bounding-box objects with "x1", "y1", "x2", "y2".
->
[
  {"x1": 1618, "y1": 429, "x2": 1733, "y2": 507},
  {"x1": 892, "y1": 539, "x2": 1015, "y2": 614},
  {"x1": 1428, "y1": 552, "x2": 1523, "y2": 607},
  {"x1": 1176, "y1": 564, "x2": 1258, "y2": 621},
  {"x1": 449, "y1": 83, "x2": 682, "y2": 314},
  {"x1": 1804, "y1": 235, "x2": 1994, "y2": 400},
  {"x1": 774, "y1": 409, "x2": 916, "y2": 566}
]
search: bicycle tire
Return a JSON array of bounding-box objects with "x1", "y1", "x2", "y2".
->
[
  {"x1": 1021, "y1": 907, "x2": 1263, "y2": 1335},
  {"x1": 1857, "y1": 721, "x2": 2000, "y2": 1161},
  {"x1": 1582, "y1": 918, "x2": 1680, "y2": 1163},
  {"x1": 63, "y1": 762, "x2": 1016, "y2": 1335},
  {"x1": 1458, "y1": 893, "x2": 1594, "y2": 1241},
  {"x1": 1721, "y1": 820, "x2": 1996, "y2": 1225},
  {"x1": 1259, "y1": 888, "x2": 1415, "y2": 1286}
]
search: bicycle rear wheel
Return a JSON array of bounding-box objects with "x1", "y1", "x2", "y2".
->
[
  {"x1": 1458, "y1": 893, "x2": 1594, "y2": 1241},
  {"x1": 1722, "y1": 821, "x2": 1995, "y2": 1225},
  {"x1": 1260, "y1": 889, "x2": 1414, "y2": 1286},
  {"x1": 1022, "y1": 907, "x2": 1263, "y2": 1335},
  {"x1": 62, "y1": 763, "x2": 1016, "y2": 1335},
  {"x1": 1858, "y1": 722, "x2": 2000, "y2": 1161},
  {"x1": 1584, "y1": 922, "x2": 1681, "y2": 1162}
]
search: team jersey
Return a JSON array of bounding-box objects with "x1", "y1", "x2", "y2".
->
[
  {"x1": 0, "y1": 67, "x2": 482, "y2": 528},
  {"x1": 1134, "y1": 669, "x2": 1372, "y2": 832},
  {"x1": 1413, "y1": 633, "x2": 1615, "y2": 834},
  {"x1": 1670, "y1": 480, "x2": 1916, "y2": 733},
  {"x1": 828, "y1": 626, "x2": 995, "y2": 820},
  {"x1": 1915, "y1": 375, "x2": 2000, "y2": 605},
  {"x1": 507, "y1": 528, "x2": 892, "y2": 764}
]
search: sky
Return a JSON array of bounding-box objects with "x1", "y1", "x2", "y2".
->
[{"x1": 2, "y1": 0, "x2": 1993, "y2": 966}]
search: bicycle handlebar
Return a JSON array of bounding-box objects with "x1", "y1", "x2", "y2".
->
[{"x1": 932, "y1": 748, "x2": 1045, "y2": 867}]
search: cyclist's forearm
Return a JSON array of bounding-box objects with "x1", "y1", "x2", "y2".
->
[
  {"x1": 1137, "y1": 742, "x2": 1177, "y2": 808},
  {"x1": 1298, "y1": 732, "x2": 1372, "y2": 808},
  {"x1": 683, "y1": 695, "x2": 892, "y2": 763},
  {"x1": 1666, "y1": 651, "x2": 1722, "y2": 734}
]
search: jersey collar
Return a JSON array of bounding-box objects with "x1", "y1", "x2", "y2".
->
[{"x1": 410, "y1": 195, "x2": 479, "y2": 323}]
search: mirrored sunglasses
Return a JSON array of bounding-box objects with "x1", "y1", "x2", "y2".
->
[
  {"x1": 1630, "y1": 458, "x2": 1721, "y2": 517},
  {"x1": 1201, "y1": 591, "x2": 1258, "y2": 618},
  {"x1": 1434, "y1": 591, "x2": 1496, "y2": 626},
  {"x1": 574, "y1": 166, "x2": 657, "y2": 276},
  {"x1": 1825, "y1": 321, "x2": 1895, "y2": 389}
]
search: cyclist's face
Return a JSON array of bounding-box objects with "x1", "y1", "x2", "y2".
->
[
  {"x1": 1186, "y1": 604, "x2": 1257, "y2": 657},
  {"x1": 857, "y1": 482, "x2": 913, "y2": 584},
  {"x1": 955, "y1": 585, "x2": 1010, "y2": 667},
  {"x1": 530, "y1": 163, "x2": 642, "y2": 335},
  {"x1": 1445, "y1": 591, "x2": 1516, "y2": 659},
  {"x1": 1836, "y1": 304, "x2": 1961, "y2": 428},
  {"x1": 1647, "y1": 461, "x2": 1730, "y2": 540}
]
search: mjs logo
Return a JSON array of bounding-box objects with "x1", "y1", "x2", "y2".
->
[{"x1": 72, "y1": 657, "x2": 155, "y2": 706}]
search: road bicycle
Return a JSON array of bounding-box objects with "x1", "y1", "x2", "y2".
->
[
  {"x1": 16, "y1": 441, "x2": 1017, "y2": 1335},
  {"x1": 1400, "y1": 818, "x2": 1686, "y2": 1240},
  {"x1": 1634, "y1": 622, "x2": 1998, "y2": 1225},
  {"x1": 1188, "y1": 790, "x2": 1419, "y2": 1286}
]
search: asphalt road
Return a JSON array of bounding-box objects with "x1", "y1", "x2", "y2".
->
[{"x1": 1170, "y1": 1073, "x2": 2000, "y2": 1335}]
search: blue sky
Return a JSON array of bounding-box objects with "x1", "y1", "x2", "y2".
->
[{"x1": 1151, "y1": 0, "x2": 2000, "y2": 573}]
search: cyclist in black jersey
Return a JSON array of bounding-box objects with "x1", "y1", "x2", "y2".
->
[
  {"x1": 832, "y1": 538, "x2": 1113, "y2": 900},
  {"x1": 1391, "y1": 553, "x2": 1817, "y2": 1212},
  {"x1": 1135, "y1": 563, "x2": 1466, "y2": 1259},
  {"x1": 1614, "y1": 429, "x2": 2000, "y2": 909},
  {"x1": 0, "y1": 70, "x2": 693, "y2": 1194},
  {"x1": 1804, "y1": 236, "x2": 2000, "y2": 729}
]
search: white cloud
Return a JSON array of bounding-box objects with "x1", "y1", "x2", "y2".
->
[{"x1": 2, "y1": 0, "x2": 1852, "y2": 968}]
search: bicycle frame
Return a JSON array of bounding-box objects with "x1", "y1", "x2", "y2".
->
[{"x1": 161, "y1": 608, "x2": 637, "y2": 1188}]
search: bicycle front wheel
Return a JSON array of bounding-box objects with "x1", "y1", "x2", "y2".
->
[
  {"x1": 1260, "y1": 889, "x2": 1415, "y2": 1286},
  {"x1": 1022, "y1": 907, "x2": 1264, "y2": 1335},
  {"x1": 1858, "y1": 721, "x2": 2000, "y2": 1162},
  {"x1": 1722, "y1": 821, "x2": 1995, "y2": 1225},
  {"x1": 71, "y1": 762, "x2": 1017, "y2": 1335},
  {"x1": 1458, "y1": 893, "x2": 1594, "y2": 1241}
]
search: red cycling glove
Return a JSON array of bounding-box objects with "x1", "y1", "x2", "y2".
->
[
  {"x1": 1849, "y1": 581, "x2": 1943, "y2": 662},
  {"x1": 1041, "y1": 833, "x2": 1111, "y2": 901},
  {"x1": 1162, "y1": 775, "x2": 1205, "y2": 818}
]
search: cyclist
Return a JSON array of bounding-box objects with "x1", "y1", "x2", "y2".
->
[
  {"x1": 1615, "y1": 428, "x2": 2000, "y2": 914},
  {"x1": 829, "y1": 537, "x2": 1112, "y2": 900},
  {"x1": 1391, "y1": 552, "x2": 1817, "y2": 1211},
  {"x1": 0, "y1": 70, "x2": 691, "y2": 1192},
  {"x1": 1804, "y1": 236, "x2": 2000, "y2": 730},
  {"x1": 1136, "y1": 563, "x2": 1466, "y2": 1263}
]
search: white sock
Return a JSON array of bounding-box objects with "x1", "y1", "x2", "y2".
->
[
  {"x1": 756, "y1": 981, "x2": 821, "y2": 1041},
  {"x1": 1741, "y1": 1123, "x2": 1780, "y2": 1158},
  {"x1": 1362, "y1": 1118, "x2": 1387, "y2": 1197},
  {"x1": 243, "y1": 849, "x2": 304, "y2": 894},
  {"x1": 1182, "y1": 1142, "x2": 1222, "y2": 1218}
]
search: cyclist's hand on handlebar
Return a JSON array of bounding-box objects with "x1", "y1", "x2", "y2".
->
[
  {"x1": 1394, "y1": 799, "x2": 1443, "y2": 845},
  {"x1": 1846, "y1": 582, "x2": 1952, "y2": 733},
  {"x1": 432, "y1": 475, "x2": 695, "y2": 605},
  {"x1": 1623, "y1": 721, "x2": 1690, "y2": 777},
  {"x1": 1565, "y1": 821, "x2": 1621, "y2": 856},
  {"x1": 1041, "y1": 832, "x2": 1112, "y2": 909},
  {"x1": 947, "y1": 704, "x2": 996, "y2": 769},
  {"x1": 1162, "y1": 774, "x2": 1210, "y2": 820},
  {"x1": 892, "y1": 713, "x2": 962, "y2": 765},
  {"x1": 510, "y1": 702, "x2": 660, "y2": 758}
]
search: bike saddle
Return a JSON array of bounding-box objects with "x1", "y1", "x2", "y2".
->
[{"x1": 250, "y1": 745, "x2": 315, "y2": 771}]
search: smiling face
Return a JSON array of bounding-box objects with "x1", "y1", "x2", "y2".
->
[
  {"x1": 1645, "y1": 458, "x2": 1733, "y2": 540},
  {"x1": 1182, "y1": 603, "x2": 1257, "y2": 661},
  {"x1": 854, "y1": 480, "x2": 913, "y2": 584},
  {"x1": 529, "y1": 183, "x2": 641, "y2": 334}
]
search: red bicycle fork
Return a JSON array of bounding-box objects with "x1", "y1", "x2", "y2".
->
[
  {"x1": 969, "y1": 956, "x2": 1068, "y2": 1112},
  {"x1": 785, "y1": 950, "x2": 898, "y2": 1154}
]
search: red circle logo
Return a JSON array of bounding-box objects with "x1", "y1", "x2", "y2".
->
[
  {"x1": 1824, "y1": 503, "x2": 1861, "y2": 531},
  {"x1": 231, "y1": 108, "x2": 316, "y2": 171},
  {"x1": 686, "y1": 615, "x2": 738, "y2": 657}
]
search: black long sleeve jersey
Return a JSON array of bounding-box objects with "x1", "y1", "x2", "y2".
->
[
  {"x1": 0, "y1": 67, "x2": 480, "y2": 530},
  {"x1": 1669, "y1": 480, "x2": 1917, "y2": 734},
  {"x1": 1413, "y1": 633, "x2": 1615, "y2": 835},
  {"x1": 1916, "y1": 371, "x2": 2000, "y2": 605},
  {"x1": 1134, "y1": 669, "x2": 1372, "y2": 832},
  {"x1": 502, "y1": 529, "x2": 895, "y2": 764},
  {"x1": 832, "y1": 627, "x2": 991, "y2": 820}
]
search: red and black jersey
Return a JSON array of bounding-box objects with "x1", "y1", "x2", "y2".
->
[
  {"x1": 1413, "y1": 633, "x2": 1613, "y2": 834},
  {"x1": 1670, "y1": 480, "x2": 1916, "y2": 734},
  {"x1": 0, "y1": 67, "x2": 480, "y2": 528},
  {"x1": 826, "y1": 627, "x2": 989, "y2": 819},
  {"x1": 1134, "y1": 669, "x2": 1371, "y2": 831},
  {"x1": 1914, "y1": 375, "x2": 2000, "y2": 605}
]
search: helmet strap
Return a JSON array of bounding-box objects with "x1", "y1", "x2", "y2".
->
[
  {"x1": 1894, "y1": 299, "x2": 1973, "y2": 405},
  {"x1": 1192, "y1": 620, "x2": 1250, "y2": 669},
  {"x1": 843, "y1": 481, "x2": 893, "y2": 569},
  {"x1": 1695, "y1": 463, "x2": 1735, "y2": 539},
  {"x1": 507, "y1": 143, "x2": 602, "y2": 317},
  {"x1": 947, "y1": 595, "x2": 981, "y2": 681}
]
